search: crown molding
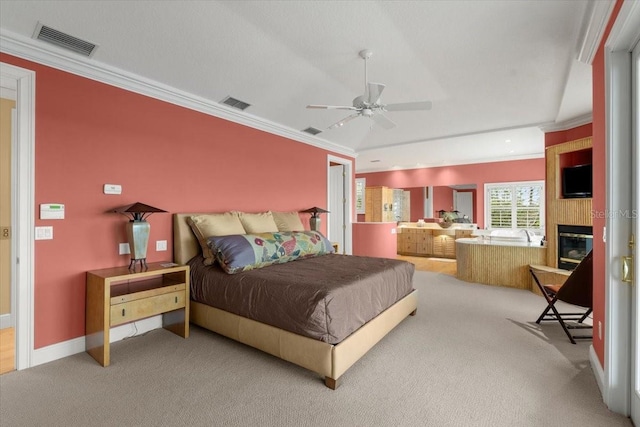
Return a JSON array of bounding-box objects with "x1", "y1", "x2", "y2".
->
[
  {"x1": 576, "y1": 0, "x2": 616, "y2": 65},
  {"x1": 0, "y1": 29, "x2": 355, "y2": 159},
  {"x1": 606, "y1": 0, "x2": 640, "y2": 51},
  {"x1": 538, "y1": 113, "x2": 593, "y2": 133},
  {"x1": 355, "y1": 152, "x2": 544, "y2": 174}
]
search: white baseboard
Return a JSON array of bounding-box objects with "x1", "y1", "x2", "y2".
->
[
  {"x1": 0, "y1": 313, "x2": 14, "y2": 329},
  {"x1": 31, "y1": 316, "x2": 162, "y2": 368},
  {"x1": 589, "y1": 344, "x2": 606, "y2": 399}
]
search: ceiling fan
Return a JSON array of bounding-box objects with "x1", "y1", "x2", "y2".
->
[{"x1": 306, "y1": 49, "x2": 432, "y2": 130}]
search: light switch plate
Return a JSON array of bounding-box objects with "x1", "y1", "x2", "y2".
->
[
  {"x1": 35, "y1": 226, "x2": 53, "y2": 240},
  {"x1": 119, "y1": 243, "x2": 130, "y2": 255}
]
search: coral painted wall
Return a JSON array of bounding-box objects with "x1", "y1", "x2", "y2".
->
[
  {"x1": 357, "y1": 158, "x2": 545, "y2": 229},
  {"x1": 591, "y1": 0, "x2": 624, "y2": 367},
  {"x1": 433, "y1": 186, "x2": 454, "y2": 214},
  {"x1": 407, "y1": 187, "x2": 424, "y2": 221},
  {"x1": 545, "y1": 123, "x2": 593, "y2": 147},
  {"x1": 1, "y1": 53, "x2": 353, "y2": 349},
  {"x1": 352, "y1": 223, "x2": 397, "y2": 259}
]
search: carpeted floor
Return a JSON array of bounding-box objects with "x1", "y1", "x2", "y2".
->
[{"x1": 0, "y1": 271, "x2": 632, "y2": 426}]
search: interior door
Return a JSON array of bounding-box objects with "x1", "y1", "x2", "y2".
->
[
  {"x1": 631, "y1": 36, "x2": 639, "y2": 427},
  {"x1": 454, "y1": 191, "x2": 473, "y2": 222},
  {"x1": 328, "y1": 164, "x2": 345, "y2": 253}
]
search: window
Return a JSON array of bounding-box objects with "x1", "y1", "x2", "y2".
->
[
  {"x1": 356, "y1": 178, "x2": 366, "y2": 214},
  {"x1": 485, "y1": 181, "x2": 544, "y2": 230}
]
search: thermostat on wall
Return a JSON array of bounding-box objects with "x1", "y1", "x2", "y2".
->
[{"x1": 40, "y1": 203, "x2": 65, "y2": 220}]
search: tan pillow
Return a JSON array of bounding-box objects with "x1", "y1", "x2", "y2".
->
[
  {"x1": 187, "y1": 213, "x2": 245, "y2": 265},
  {"x1": 271, "y1": 211, "x2": 305, "y2": 232},
  {"x1": 238, "y1": 212, "x2": 279, "y2": 234}
]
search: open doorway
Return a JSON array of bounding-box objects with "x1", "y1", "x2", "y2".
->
[
  {"x1": 327, "y1": 155, "x2": 353, "y2": 255},
  {"x1": 0, "y1": 62, "x2": 36, "y2": 371}
]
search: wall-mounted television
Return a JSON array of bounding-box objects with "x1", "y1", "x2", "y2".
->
[{"x1": 562, "y1": 163, "x2": 592, "y2": 198}]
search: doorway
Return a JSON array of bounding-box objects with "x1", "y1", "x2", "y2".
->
[
  {"x1": 453, "y1": 190, "x2": 474, "y2": 222},
  {"x1": 327, "y1": 155, "x2": 353, "y2": 255},
  {"x1": 0, "y1": 62, "x2": 36, "y2": 371},
  {"x1": 0, "y1": 79, "x2": 16, "y2": 373}
]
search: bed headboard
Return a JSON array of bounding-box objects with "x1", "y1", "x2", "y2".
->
[{"x1": 173, "y1": 213, "x2": 203, "y2": 265}]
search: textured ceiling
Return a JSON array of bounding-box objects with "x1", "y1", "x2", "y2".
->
[{"x1": 0, "y1": 0, "x2": 595, "y2": 172}]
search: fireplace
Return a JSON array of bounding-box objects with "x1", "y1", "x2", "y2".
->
[{"x1": 557, "y1": 225, "x2": 593, "y2": 270}]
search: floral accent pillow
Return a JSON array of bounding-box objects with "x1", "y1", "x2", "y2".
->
[{"x1": 208, "y1": 231, "x2": 334, "y2": 274}]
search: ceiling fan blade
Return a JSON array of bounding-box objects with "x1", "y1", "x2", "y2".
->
[
  {"x1": 371, "y1": 113, "x2": 396, "y2": 130},
  {"x1": 307, "y1": 104, "x2": 358, "y2": 110},
  {"x1": 328, "y1": 113, "x2": 360, "y2": 129},
  {"x1": 366, "y1": 83, "x2": 386, "y2": 104},
  {"x1": 384, "y1": 100, "x2": 432, "y2": 112}
]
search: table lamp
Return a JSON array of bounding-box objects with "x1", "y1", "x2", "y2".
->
[
  {"x1": 113, "y1": 202, "x2": 167, "y2": 270},
  {"x1": 301, "y1": 207, "x2": 329, "y2": 232}
]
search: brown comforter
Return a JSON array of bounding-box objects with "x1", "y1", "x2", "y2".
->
[{"x1": 188, "y1": 254, "x2": 415, "y2": 344}]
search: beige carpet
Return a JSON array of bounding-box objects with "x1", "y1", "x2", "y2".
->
[{"x1": 0, "y1": 271, "x2": 632, "y2": 427}]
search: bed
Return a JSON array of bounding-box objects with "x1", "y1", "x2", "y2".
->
[{"x1": 174, "y1": 212, "x2": 418, "y2": 389}]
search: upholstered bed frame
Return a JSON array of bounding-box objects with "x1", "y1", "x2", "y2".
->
[{"x1": 173, "y1": 213, "x2": 418, "y2": 389}]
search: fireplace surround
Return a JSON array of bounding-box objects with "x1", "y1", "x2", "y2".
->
[{"x1": 557, "y1": 225, "x2": 593, "y2": 270}]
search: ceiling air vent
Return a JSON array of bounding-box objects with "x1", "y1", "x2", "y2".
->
[
  {"x1": 221, "y1": 96, "x2": 251, "y2": 111},
  {"x1": 302, "y1": 127, "x2": 322, "y2": 136},
  {"x1": 33, "y1": 22, "x2": 98, "y2": 57}
]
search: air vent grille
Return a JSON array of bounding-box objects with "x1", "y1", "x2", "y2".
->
[
  {"x1": 302, "y1": 127, "x2": 322, "y2": 135},
  {"x1": 221, "y1": 96, "x2": 251, "y2": 111},
  {"x1": 34, "y1": 23, "x2": 98, "y2": 57}
]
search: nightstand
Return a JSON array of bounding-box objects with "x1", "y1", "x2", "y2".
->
[{"x1": 85, "y1": 262, "x2": 190, "y2": 366}]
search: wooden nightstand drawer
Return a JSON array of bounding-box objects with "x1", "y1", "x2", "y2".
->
[{"x1": 110, "y1": 290, "x2": 186, "y2": 327}]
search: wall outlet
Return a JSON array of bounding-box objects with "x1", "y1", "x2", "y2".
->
[
  {"x1": 119, "y1": 243, "x2": 130, "y2": 255},
  {"x1": 391, "y1": 228, "x2": 396, "y2": 234},
  {"x1": 156, "y1": 240, "x2": 167, "y2": 251}
]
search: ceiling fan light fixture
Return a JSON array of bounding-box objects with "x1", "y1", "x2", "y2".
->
[{"x1": 306, "y1": 49, "x2": 432, "y2": 131}]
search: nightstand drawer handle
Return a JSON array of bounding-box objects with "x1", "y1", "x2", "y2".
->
[
  {"x1": 175, "y1": 296, "x2": 178, "y2": 303},
  {"x1": 122, "y1": 308, "x2": 125, "y2": 317}
]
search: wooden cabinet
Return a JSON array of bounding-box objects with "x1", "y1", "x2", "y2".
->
[
  {"x1": 415, "y1": 229, "x2": 433, "y2": 255},
  {"x1": 365, "y1": 186, "x2": 395, "y2": 222},
  {"x1": 398, "y1": 227, "x2": 473, "y2": 258},
  {"x1": 398, "y1": 228, "x2": 418, "y2": 253},
  {"x1": 86, "y1": 263, "x2": 189, "y2": 367},
  {"x1": 432, "y1": 230, "x2": 456, "y2": 258},
  {"x1": 365, "y1": 186, "x2": 411, "y2": 222}
]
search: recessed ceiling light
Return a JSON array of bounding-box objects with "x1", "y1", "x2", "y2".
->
[{"x1": 505, "y1": 139, "x2": 512, "y2": 143}]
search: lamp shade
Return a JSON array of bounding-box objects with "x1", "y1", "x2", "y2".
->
[
  {"x1": 112, "y1": 202, "x2": 167, "y2": 221},
  {"x1": 300, "y1": 207, "x2": 330, "y2": 218}
]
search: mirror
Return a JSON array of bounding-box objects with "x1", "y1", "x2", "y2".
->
[{"x1": 401, "y1": 185, "x2": 477, "y2": 222}]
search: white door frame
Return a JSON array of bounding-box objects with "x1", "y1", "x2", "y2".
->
[
  {"x1": 630, "y1": 34, "x2": 640, "y2": 426},
  {"x1": 328, "y1": 164, "x2": 345, "y2": 252},
  {"x1": 0, "y1": 62, "x2": 36, "y2": 370},
  {"x1": 327, "y1": 155, "x2": 353, "y2": 255},
  {"x1": 602, "y1": 0, "x2": 640, "y2": 415}
]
